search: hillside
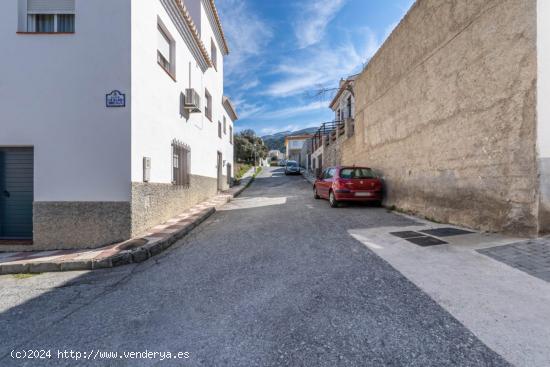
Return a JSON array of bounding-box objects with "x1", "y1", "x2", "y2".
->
[{"x1": 262, "y1": 127, "x2": 317, "y2": 153}]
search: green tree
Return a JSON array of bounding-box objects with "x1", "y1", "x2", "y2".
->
[{"x1": 234, "y1": 129, "x2": 267, "y2": 165}]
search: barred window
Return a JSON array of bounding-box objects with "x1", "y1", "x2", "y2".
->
[{"x1": 172, "y1": 141, "x2": 190, "y2": 186}]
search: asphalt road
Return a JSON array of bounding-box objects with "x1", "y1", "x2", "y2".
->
[{"x1": 0, "y1": 167, "x2": 509, "y2": 366}]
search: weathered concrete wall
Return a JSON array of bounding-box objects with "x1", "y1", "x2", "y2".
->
[
  {"x1": 131, "y1": 175, "x2": 219, "y2": 236},
  {"x1": 33, "y1": 202, "x2": 131, "y2": 250},
  {"x1": 345, "y1": 0, "x2": 539, "y2": 235}
]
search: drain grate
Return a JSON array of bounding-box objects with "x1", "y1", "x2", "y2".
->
[
  {"x1": 405, "y1": 236, "x2": 448, "y2": 247},
  {"x1": 420, "y1": 227, "x2": 474, "y2": 237},
  {"x1": 389, "y1": 231, "x2": 424, "y2": 239}
]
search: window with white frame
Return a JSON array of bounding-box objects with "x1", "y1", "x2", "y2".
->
[
  {"x1": 218, "y1": 121, "x2": 222, "y2": 138},
  {"x1": 157, "y1": 19, "x2": 175, "y2": 79},
  {"x1": 229, "y1": 126, "x2": 233, "y2": 144},
  {"x1": 19, "y1": 0, "x2": 75, "y2": 33},
  {"x1": 211, "y1": 38, "x2": 217, "y2": 71},
  {"x1": 223, "y1": 116, "x2": 227, "y2": 134}
]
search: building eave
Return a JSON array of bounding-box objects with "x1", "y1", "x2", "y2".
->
[
  {"x1": 222, "y1": 96, "x2": 238, "y2": 121},
  {"x1": 161, "y1": 0, "x2": 213, "y2": 72},
  {"x1": 202, "y1": 0, "x2": 230, "y2": 55}
]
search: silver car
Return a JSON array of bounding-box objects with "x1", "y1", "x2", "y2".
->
[{"x1": 284, "y1": 160, "x2": 300, "y2": 175}]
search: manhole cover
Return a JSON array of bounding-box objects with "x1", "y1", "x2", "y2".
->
[
  {"x1": 118, "y1": 238, "x2": 148, "y2": 250},
  {"x1": 389, "y1": 231, "x2": 423, "y2": 239},
  {"x1": 405, "y1": 236, "x2": 448, "y2": 247},
  {"x1": 420, "y1": 228, "x2": 474, "y2": 237}
]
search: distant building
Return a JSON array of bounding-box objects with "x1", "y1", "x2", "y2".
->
[
  {"x1": 285, "y1": 135, "x2": 312, "y2": 164},
  {"x1": 268, "y1": 150, "x2": 284, "y2": 161}
]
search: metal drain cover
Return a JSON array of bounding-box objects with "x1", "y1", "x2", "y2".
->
[
  {"x1": 420, "y1": 228, "x2": 474, "y2": 237},
  {"x1": 405, "y1": 236, "x2": 448, "y2": 247},
  {"x1": 389, "y1": 231, "x2": 424, "y2": 239}
]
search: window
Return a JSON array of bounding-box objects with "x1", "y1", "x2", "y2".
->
[
  {"x1": 347, "y1": 96, "x2": 352, "y2": 119},
  {"x1": 339, "y1": 168, "x2": 377, "y2": 179},
  {"x1": 223, "y1": 116, "x2": 227, "y2": 134},
  {"x1": 211, "y1": 38, "x2": 217, "y2": 71},
  {"x1": 172, "y1": 141, "x2": 190, "y2": 186},
  {"x1": 229, "y1": 126, "x2": 233, "y2": 144},
  {"x1": 218, "y1": 121, "x2": 222, "y2": 138},
  {"x1": 21, "y1": 0, "x2": 75, "y2": 33},
  {"x1": 205, "y1": 89, "x2": 212, "y2": 121},
  {"x1": 325, "y1": 168, "x2": 335, "y2": 179},
  {"x1": 157, "y1": 20, "x2": 175, "y2": 79}
]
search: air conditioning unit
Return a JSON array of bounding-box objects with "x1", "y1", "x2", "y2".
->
[{"x1": 184, "y1": 88, "x2": 201, "y2": 113}]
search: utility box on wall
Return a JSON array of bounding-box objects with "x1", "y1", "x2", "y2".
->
[{"x1": 143, "y1": 157, "x2": 151, "y2": 182}]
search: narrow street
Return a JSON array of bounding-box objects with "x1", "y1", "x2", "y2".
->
[{"x1": 0, "y1": 167, "x2": 509, "y2": 366}]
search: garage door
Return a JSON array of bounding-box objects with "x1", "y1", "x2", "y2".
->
[{"x1": 0, "y1": 148, "x2": 34, "y2": 239}]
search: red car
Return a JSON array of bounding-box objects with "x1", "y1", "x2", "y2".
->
[{"x1": 313, "y1": 166, "x2": 383, "y2": 207}]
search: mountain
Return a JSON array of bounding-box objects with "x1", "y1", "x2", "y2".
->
[{"x1": 261, "y1": 127, "x2": 317, "y2": 153}]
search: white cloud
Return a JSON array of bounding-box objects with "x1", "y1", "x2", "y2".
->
[
  {"x1": 264, "y1": 28, "x2": 381, "y2": 98},
  {"x1": 293, "y1": 0, "x2": 347, "y2": 49},
  {"x1": 259, "y1": 101, "x2": 327, "y2": 119},
  {"x1": 217, "y1": 0, "x2": 273, "y2": 83}
]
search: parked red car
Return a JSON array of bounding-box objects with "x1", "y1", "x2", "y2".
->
[{"x1": 313, "y1": 166, "x2": 383, "y2": 207}]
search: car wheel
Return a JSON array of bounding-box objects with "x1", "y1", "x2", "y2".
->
[
  {"x1": 329, "y1": 191, "x2": 339, "y2": 208},
  {"x1": 374, "y1": 200, "x2": 383, "y2": 207},
  {"x1": 313, "y1": 186, "x2": 320, "y2": 199}
]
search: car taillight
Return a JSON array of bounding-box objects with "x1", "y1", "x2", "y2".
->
[{"x1": 334, "y1": 179, "x2": 345, "y2": 189}]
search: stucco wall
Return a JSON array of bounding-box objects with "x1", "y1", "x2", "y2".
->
[
  {"x1": 131, "y1": 175, "x2": 221, "y2": 236},
  {"x1": 0, "y1": 0, "x2": 132, "y2": 201},
  {"x1": 131, "y1": 0, "x2": 233, "y2": 185},
  {"x1": 345, "y1": 0, "x2": 539, "y2": 235}
]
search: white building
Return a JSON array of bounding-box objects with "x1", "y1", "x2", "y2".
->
[
  {"x1": 284, "y1": 135, "x2": 311, "y2": 164},
  {"x1": 0, "y1": 0, "x2": 237, "y2": 250},
  {"x1": 268, "y1": 150, "x2": 284, "y2": 161}
]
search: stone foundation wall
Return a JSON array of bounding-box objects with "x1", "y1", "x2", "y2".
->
[
  {"x1": 33, "y1": 201, "x2": 131, "y2": 250},
  {"x1": 131, "y1": 174, "x2": 218, "y2": 236},
  {"x1": 344, "y1": 0, "x2": 539, "y2": 235}
]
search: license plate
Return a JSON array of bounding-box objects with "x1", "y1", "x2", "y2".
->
[{"x1": 355, "y1": 192, "x2": 373, "y2": 197}]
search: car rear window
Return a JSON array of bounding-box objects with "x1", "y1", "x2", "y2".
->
[{"x1": 339, "y1": 168, "x2": 377, "y2": 179}]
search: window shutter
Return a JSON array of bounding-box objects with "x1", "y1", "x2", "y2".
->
[
  {"x1": 157, "y1": 28, "x2": 171, "y2": 61},
  {"x1": 27, "y1": 0, "x2": 75, "y2": 13}
]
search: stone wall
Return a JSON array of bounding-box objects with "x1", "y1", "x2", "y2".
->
[
  {"x1": 344, "y1": 0, "x2": 539, "y2": 235},
  {"x1": 33, "y1": 201, "x2": 131, "y2": 250},
  {"x1": 131, "y1": 174, "x2": 219, "y2": 236}
]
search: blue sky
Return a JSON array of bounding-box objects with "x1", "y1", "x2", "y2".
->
[{"x1": 217, "y1": 0, "x2": 414, "y2": 136}]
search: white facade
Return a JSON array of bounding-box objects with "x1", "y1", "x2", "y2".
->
[
  {"x1": 131, "y1": 0, "x2": 233, "y2": 184},
  {"x1": 1, "y1": 0, "x2": 132, "y2": 202},
  {"x1": 0, "y1": 0, "x2": 237, "y2": 249}
]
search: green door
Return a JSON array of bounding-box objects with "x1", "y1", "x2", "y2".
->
[{"x1": 0, "y1": 148, "x2": 34, "y2": 239}]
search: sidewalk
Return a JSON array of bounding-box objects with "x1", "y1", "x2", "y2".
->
[
  {"x1": 348, "y1": 216, "x2": 550, "y2": 367},
  {"x1": 300, "y1": 168, "x2": 315, "y2": 184},
  {"x1": 0, "y1": 175, "x2": 255, "y2": 275}
]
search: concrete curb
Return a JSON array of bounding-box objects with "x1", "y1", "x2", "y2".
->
[
  {"x1": 301, "y1": 169, "x2": 315, "y2": 185},
  {"x1": 0, "y1": 177, "x2": 255, "y2": 275}
]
